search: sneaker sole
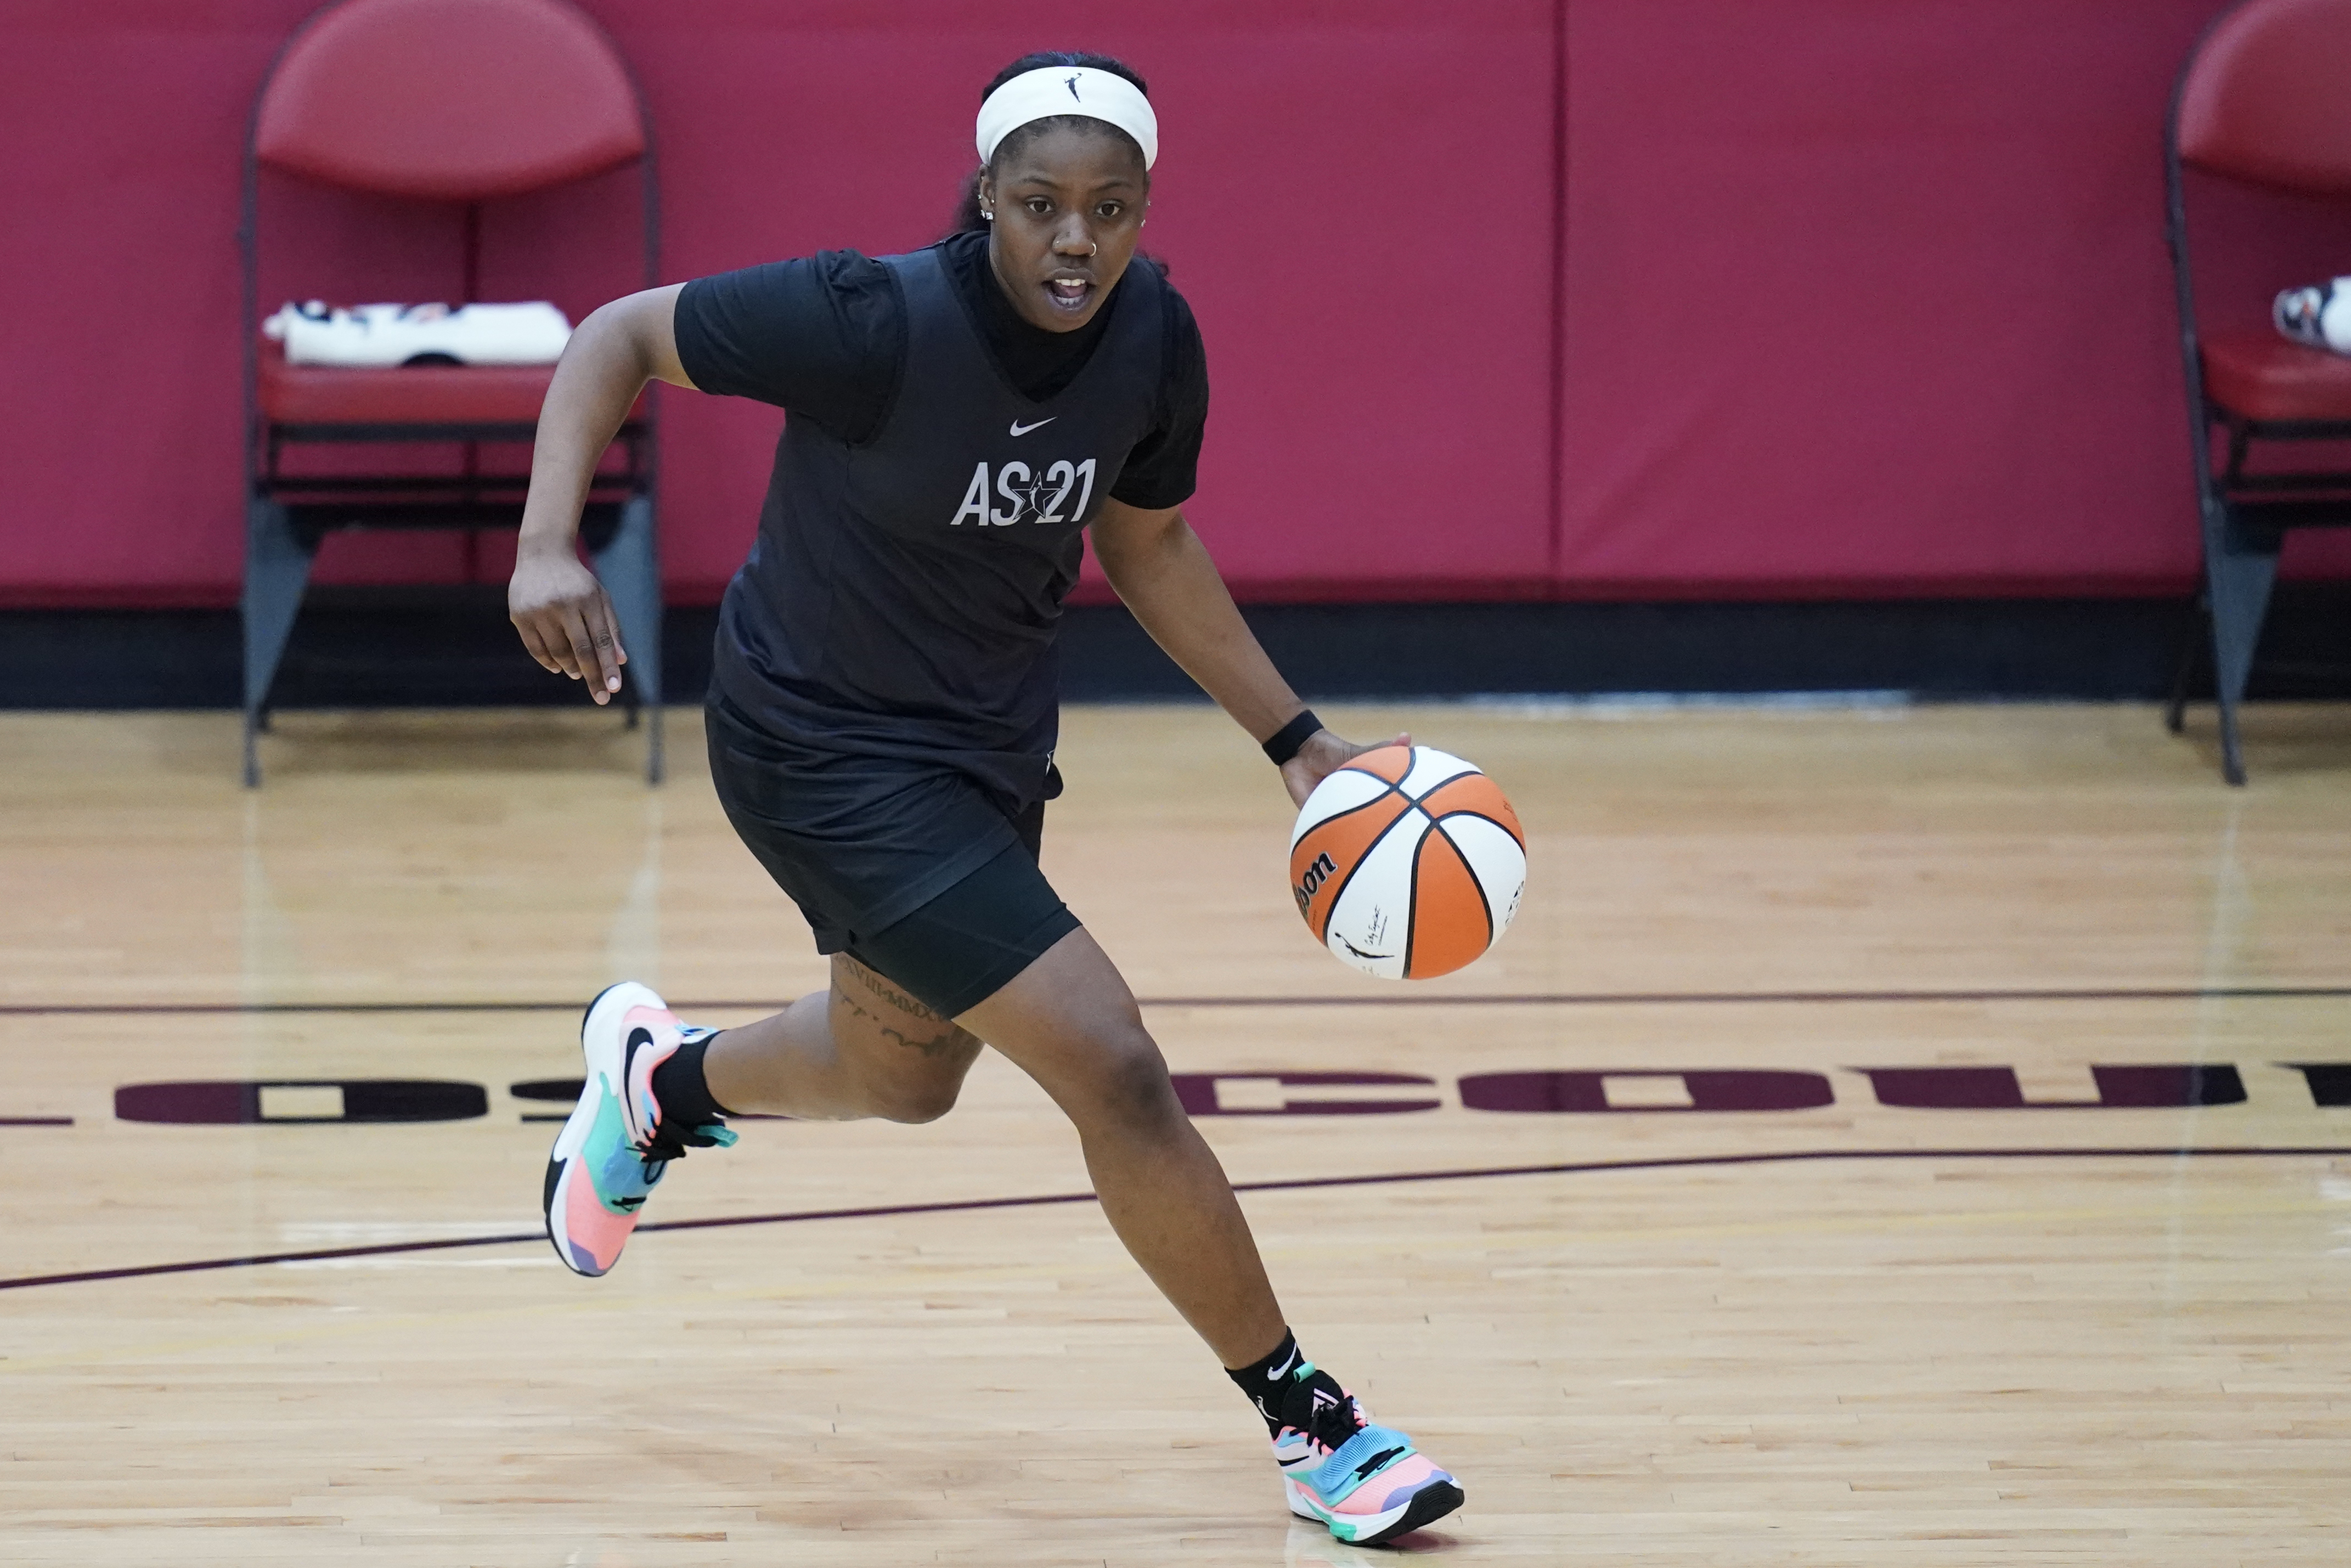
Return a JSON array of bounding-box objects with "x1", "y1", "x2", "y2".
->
[
  {"x1": 1287, "y1": 1475, "x2": 1464, "y2": 1548},
  {"x1": 543, "y1": 980, "x2": 659, "y2": 1277}
]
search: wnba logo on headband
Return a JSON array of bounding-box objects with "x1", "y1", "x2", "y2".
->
[{"x1": 976, "y1": 66, "x2": 1159, "y2": 168}]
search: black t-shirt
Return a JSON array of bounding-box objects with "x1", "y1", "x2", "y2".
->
[
  {"x1": 676, "y1": 229, "x2": 1206, "y2": 507},
  {"x1": 670, "y1": 235, "x2": 1204, "y2": 858}
]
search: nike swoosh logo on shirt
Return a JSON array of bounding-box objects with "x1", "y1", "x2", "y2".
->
[{"x1": 1009, "y1": 417, "x2": 1056, "y2": 437}]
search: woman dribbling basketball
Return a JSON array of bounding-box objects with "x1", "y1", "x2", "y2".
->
[{"x1": 508, "y1": 51, "x2": 1461, "y2": 1546}]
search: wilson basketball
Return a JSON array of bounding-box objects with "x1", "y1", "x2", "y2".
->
[{"x1": 1289, "y1": 745, "x2": 1526, "y2": 979}]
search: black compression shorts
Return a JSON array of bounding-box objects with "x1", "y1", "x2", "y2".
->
[{"x1": 705, "y1": 695, "x2": 1080, "y2": 1018}]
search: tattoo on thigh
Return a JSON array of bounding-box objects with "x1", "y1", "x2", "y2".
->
[
  {"x1": 834, "y1": 965, "x2": 971, "y2": 1058},
  {"x1": 830, "y1": 977, "x2": 879, "y2": 1027},
  {"x1": 883, "y1": 1021, "x2": 968, "y2": 1057},
  {"x1": 847, "y1": 963, "x2": 944, "y2": 1020}
]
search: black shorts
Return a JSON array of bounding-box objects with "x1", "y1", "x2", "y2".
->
[{"x1": 704, "y1": 695, "x2": 1081, "y2": 1018}]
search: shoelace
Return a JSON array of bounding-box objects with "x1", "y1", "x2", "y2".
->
[
  {"x1": 639, "y1": 1119, "x2": 736, "y2": 1169},
  {"x1": 1287, "y1": 1373, "x2": 1372, "y2": 1457}
]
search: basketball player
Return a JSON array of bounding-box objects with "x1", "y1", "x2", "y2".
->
[{"x1": 508, "y1": 52, "x2": 1461, "y2": 1546}]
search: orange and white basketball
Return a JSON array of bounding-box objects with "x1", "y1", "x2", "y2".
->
[{"x1": 1288, "y1": 745, "x2": 1526, "y2": 979}]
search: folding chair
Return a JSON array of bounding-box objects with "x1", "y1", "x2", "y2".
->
[
  {"x1": 2164, "y1": 0, "x2": 2351, "y2": 784},
  {"x1": 241, "y1": 0, "x2": 662, "y2": 785}
]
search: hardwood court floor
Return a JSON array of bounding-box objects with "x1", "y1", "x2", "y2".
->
[{"x1": 3, "y1": 701, "x2": 2349, "y2": 1565}]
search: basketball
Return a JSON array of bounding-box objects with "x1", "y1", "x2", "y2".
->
[{"x1": 1288, "y1": 744, "x2": 1526, "y2": 979}]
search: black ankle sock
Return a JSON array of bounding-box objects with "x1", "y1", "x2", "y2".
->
[
  {"x1": 649, "y1": 1035, "x2": 737, "y2": 1131},
  {"x1": 1228, "y1": 1330, "x2": 1363, "y2": 1445},
  {"x1": 1227, "y1": 1329, "x2": 1309, "y2": 1434}
]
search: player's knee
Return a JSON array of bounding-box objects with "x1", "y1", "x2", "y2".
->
[
  {"x1": 855, "y1": 1048, "x2": 973, "y2": 1124},
  {"x1": 877, "y1": 1089, "x2": 960, "y2": 1125},
  {"x1": 864, "y1": 1065, "x2": 968, "y2": 1125},
  {"x1": 1080, "y1": 1024, "x2": 1184, "y2": 1137}
]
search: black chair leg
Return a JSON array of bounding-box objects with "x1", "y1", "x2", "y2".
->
[
  {"x1": 2163, "y1": 576, "x2": 2208, "y2": 736},
  {"x1": 2202, "y1": 502, "x2": 2279, "y2": 788},
  {"x1": 591, "y1": 492, "x2": 663, "y2": 785},
  {"x1": 241, "y1": 497, "x2": 314, "y2": 787},
  {"x1": 647, "y1": 685, "x2": 664, "y2": 786}
]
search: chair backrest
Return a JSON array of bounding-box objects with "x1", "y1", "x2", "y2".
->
[
  {"x1": 253, "y1": 0, "x2": 645, "y2": 201},
  {"x1": 2177, "y1": 0, "x2": 2351, "y2": 193}
]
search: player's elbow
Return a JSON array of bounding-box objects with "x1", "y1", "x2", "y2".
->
[{"x1": 1092, "y1": 506, "x2": 1191, "y2": 592}]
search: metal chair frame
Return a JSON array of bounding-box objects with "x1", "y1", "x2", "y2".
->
[
  {"x1": 237, "y1": 0, "x2": 664, "y2": 785},
  {"x1": 2162, "y1": 2, "x2": 2351, "y2": 786}
]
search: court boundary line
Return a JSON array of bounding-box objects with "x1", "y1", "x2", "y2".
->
[
  {"x1": 4, "y1": 984, "x2": 2349, "y2": 1017},
  {"x1": 5, "y1": 1143, "x2": 2346, "y2": 1295}
]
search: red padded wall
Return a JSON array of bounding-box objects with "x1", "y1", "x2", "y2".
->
[
  {"x1": 1, "y1": 0, "x2": 2344, "y2": 609},
  {"x1": 633, "y1": 0, "x2": 1560, "y2": 606},
  {"x1": 1555, "y1": 0, "x2": 2351, "y2": 596},
  {"x1": 0, "y1": 0, "x2": 1557, "y2": 607}
]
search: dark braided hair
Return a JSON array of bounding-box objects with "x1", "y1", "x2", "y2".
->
[{"x1": 949, "y1": 50, "x2": 1151, "y2": 234}]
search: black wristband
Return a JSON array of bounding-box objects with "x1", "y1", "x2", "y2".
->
[{"x1": 1261, "y1": 709, "x2": 1323, "y2": 766}]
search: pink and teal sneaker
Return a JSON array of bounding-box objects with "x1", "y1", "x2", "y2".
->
[
  {"x1": 543, "y1": 981, "x2": 734, "y2": 1278},
  {"x1": 1271, "y1": 1362, "x2": 1463, "y2": 1547}
]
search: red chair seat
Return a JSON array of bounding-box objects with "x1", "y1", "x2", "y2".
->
[
  {"x1": 259, "y1": 338, "x2": 554, "y2": 426},
  {"x1": 2200, "y1": 326, "x2": 2351, "y2": 422},
  {"x1": 257, "y1": 339, "x2": 645, "y2": 427}
]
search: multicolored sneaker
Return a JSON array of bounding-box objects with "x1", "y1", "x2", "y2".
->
[
  {"x1": 543, "y1": 980, "x2": 734, "y2": 1278},
  {"x1": 1269, "y1": 1360, "x2": 1463, "y2": 1547}
]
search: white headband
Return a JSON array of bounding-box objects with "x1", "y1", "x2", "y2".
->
[{"x1": 976, "y1": 66, "x2": 1158, "y2": 170}]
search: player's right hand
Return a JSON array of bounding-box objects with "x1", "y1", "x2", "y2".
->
[
  {"x1": 509, "y1": 544, "x2": 627, "y2": 704},
  {"x1": 1281, "y1": 729, "x2": 1412, "y2": 808}
]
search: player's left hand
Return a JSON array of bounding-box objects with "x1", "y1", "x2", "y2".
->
[{"x1": 1281, "y1": 730, "x2": 1412, "y2": 808}]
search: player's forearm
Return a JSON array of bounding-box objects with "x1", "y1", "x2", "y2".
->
[
  {"x1": 526, "y1": 287, "x2": 700, "y2": 557},
  {"x1": 517, "y1": 309, "x2": 652, "y2": 556},
  {"x1": 1098, "y1": 514, "x2": 1308, "y2": 744}
]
